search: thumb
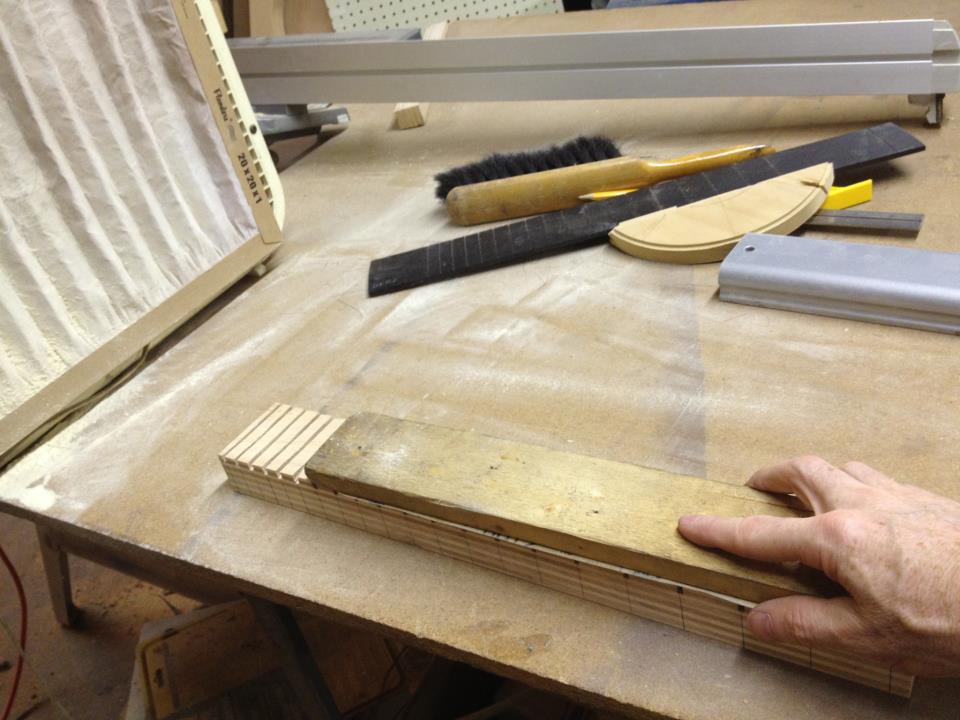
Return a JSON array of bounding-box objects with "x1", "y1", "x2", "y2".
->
[{"x1": 747, "y1": 595, "x2": 867, "y2": 648}]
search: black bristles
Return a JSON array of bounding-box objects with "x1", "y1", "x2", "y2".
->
[{"x1": 434, "y1": 135, "x2": 622, "y2": 200}]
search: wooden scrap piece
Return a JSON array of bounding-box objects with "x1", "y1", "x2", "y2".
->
[
  {"x1": 140, "y1": 600, "x2": 281, "y2": 719},
  {"x1": 608, "y1": 163, "x2": 833, "y2": 264},
  {"x1": 304, "y1": 412, "x2": 833, "y2": 604},
  {"x1": 393, "y1": 22, "x2": 449, "y2": 130}
]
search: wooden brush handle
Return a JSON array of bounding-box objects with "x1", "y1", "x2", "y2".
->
[{"x1": 445, "y1": 144, "x2": 772, "y2": 226}]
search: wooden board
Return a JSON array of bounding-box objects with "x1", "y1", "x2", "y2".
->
[
  {"x1": 609, "y1": 163, "x2": 833, "y2": 263},
  {"x1": 295, "y1": 613, "x2": 402, "y2": 713},
  {"x1": 305, "y1": 412, "x2": 829, "y2": 604},
  {"x1": 129, "y1": 600, "x2": 398, "y2": 719},
  {"x1": 219, "y1": 404, "x2": 913, "y2": 697},
  {"x1": 126, "y1": 603, "x2": 302, "y2": 720},
  {"x1": 233, "y1": 0, "x2": 335, "y2": 36},
  {"x1": 284, "y1": 0, "x2": 334, "y2": 33},
  {"x1": 140, "y1": 600, "x2": 281, "y2": 719}
]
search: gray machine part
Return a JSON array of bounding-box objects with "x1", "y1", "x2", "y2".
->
[
  {"x1": 255, "y1": 103, "x2": 350, "y2": 139},
  {"x1": 234, "y1": 30, "x2": 423, "y2": 142},
  {"x1": 228, "y1": 27, "x2": 422, "y2": 49},
  {"x1": 803, "y1": 210, "x2": 924, "y2": 236},
  {"x1": 228, "y1": 19, "x2": 960, "y2": 125},
  {"x1": 718, "y1": 234, "x2": 960, "y2": 335}
]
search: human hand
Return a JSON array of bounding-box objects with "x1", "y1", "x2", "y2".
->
[{"x1": 677, "y1": 456, "x2": 960, "y2": 676}]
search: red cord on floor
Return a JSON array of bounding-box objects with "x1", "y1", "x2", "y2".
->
[{"x1": 0, "y1": 544, "x2": 26, "y2": 720}]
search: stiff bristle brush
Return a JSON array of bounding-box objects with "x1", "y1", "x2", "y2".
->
[
  {"x1": 435, "y1": 137, "x2": 773, "y2": 226},
  {"x1": 434, "y1": 136, "x2": 623, "y2": 200}
]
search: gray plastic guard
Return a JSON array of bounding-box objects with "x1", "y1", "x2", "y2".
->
[{"x1": 718, "y1": 234, "x2": 960, "y2": 334}]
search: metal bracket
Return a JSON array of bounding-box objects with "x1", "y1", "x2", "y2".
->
[
  {"x1": 908, "y1": 93, "x2": 946, "y2": 126},
  {"x1": 229, "y1": 19, "x2": 960, "y2": 120},
  {"x1": 913, "y1": 19, "x2": 960, "y2": 125},
  {"x1": 255, "y1": 103, "x2": 350, "y2": 140},
  {"x1": 803, "y1": 210, "x2": 923, "y2": 236}
]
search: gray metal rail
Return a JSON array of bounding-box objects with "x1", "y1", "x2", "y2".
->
[{"x1": 229, "y1": 20, "x2": 960, "y2": 124}]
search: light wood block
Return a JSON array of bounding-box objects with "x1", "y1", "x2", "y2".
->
[
  {"x1": 234, "y1": 0, "x2": 334, "y2": 36},
  {"x1": 393, "y1": 22, "x2": 449, "y2": 130},
  {"x1": 219, "y1": 404, "x2": 913, "y2": 696}
]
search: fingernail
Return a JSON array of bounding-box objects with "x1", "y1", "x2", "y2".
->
[
  {"x1": 677, "y1": 515, "x2": 700, "y2": 531},
  {"x1": 748, "y1": 610, "x2": 773, "y2": 639}
]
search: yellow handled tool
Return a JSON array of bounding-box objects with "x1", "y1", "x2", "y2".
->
[
  {"x1": 445, "y1": 144, "x2": 774, "y2": 226},
  {"x1": 582, "y1": 177, "x2": 874, "y2": 206}
]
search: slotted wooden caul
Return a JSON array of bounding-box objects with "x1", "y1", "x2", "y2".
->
[{"x1": 218, "y1": 404, "x2": 914, "y2": 696}]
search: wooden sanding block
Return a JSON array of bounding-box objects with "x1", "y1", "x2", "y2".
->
[{"x1": 304, "y1": 412, "x2": 835, "y2": 604}]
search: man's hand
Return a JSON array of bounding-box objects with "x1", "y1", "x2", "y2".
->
[{"x1": 677, "y1": 456, "x2": 960, "y2": 676}]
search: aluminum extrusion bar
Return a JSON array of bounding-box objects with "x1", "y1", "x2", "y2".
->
[
  {"x1": 803, "y1": 210, "x2": 924, "y2": 235},
  {"x1": 718, "y1": 234, "x2": 960, "y2": 334},
  {"x1": 230, "y1": 20, "x2": 960, "y2": 112}
]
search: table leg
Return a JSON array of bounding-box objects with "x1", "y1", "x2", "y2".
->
[
  {"x1": 246, "y1": 595, "x2": 342, "y2": 719},
  {"x1": 35, "y1": 525, "x2": 81, "y2": 627}
]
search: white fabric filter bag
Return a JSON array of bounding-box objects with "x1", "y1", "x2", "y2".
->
[{"x1": 0, "y1": 0, "x2": 258, "y2": 416}]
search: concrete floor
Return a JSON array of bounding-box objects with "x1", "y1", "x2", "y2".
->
[{"x1": 0, "y1": 513, "x2": 202, "y2": 720}]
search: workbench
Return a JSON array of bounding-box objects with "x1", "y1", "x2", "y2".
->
[{"x1": 2, "y1": 1, "x2": 960, "y2": 717}]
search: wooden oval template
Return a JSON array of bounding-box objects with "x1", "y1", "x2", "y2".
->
[{"x1": 609, "y1": 163, "x2": 834, "y2": 264}]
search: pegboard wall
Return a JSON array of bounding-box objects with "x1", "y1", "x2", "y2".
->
[{"x1": 327, "y1": 0, "x2": 563, "y2": 32}]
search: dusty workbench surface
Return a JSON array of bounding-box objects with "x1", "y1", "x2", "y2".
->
[{"x1": 3, "y1": 1, "x2": 960, "y2": 717}]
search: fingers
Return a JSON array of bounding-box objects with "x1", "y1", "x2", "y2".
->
[
  {"x1": 747, "y1": 595, "x2": 869, "y2": 651},
  {"x1": 750, "y1": 596, "x2": 960, "y2": 675},
  {"x1": 747, "y1": 455, "x2": 871, "y2": 513},
  {"x1": 678, "y1": 514, "x2": 825, "y2": 570},
  {"x1": 837, "y1": 461, "x2": 899, "y2": 491}
]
